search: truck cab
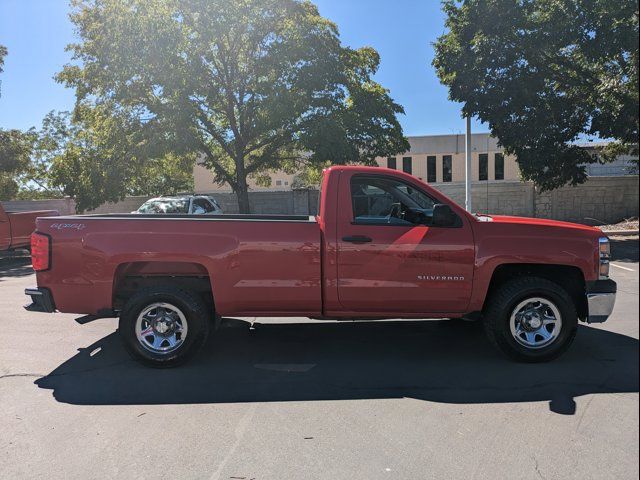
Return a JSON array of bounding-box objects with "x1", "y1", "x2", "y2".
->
[{"x1": 320, "y1": 167, "x2": 476, "y2": 316}]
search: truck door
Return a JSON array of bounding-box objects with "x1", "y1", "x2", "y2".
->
[{"x1": 336, "y1": 172, "x2": 475, "y2": 314}]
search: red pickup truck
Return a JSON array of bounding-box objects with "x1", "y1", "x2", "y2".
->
[
  {"x1": 0, "y1": 202, "x2": 58, "y2": 256},
  {"x1": 25, "y1": 166, "x2": 616, "y2": 367}
]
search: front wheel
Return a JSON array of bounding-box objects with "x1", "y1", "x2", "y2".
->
[
  {"x1": 119, "y1": 286, "x2": 210, "y2": 367},
  {"x1": 483, "y1": 277, "x2": 578, "y2": 362}
]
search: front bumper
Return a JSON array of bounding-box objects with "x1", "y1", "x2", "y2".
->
[
  {"x1": 586, "y1": 279, "x2": 617, "y2": 323},
  {"x1": 24, "y1": 287, "x2": 56, "y2": 313}
]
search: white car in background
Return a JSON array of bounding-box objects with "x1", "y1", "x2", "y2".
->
[{"x1": 133, "y1": 195, "x2": 223, "y2": 215}]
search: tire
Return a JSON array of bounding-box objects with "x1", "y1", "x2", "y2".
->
[
  {"x1": 119, "y1": 286, "x2": 210, "y2": 367},
  {"x1": 483, "y1": 276, "x2": 578, "y2": 362}
]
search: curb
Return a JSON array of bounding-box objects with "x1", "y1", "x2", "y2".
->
[{"x1": 601, "y1": 230, "x2": 639, "y2": 237}]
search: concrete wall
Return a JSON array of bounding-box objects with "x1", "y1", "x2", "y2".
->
[
  {"x1": 533, "y1": 176, "x2": 639, "y2": 224},
  {"x1": 431, "y1": 177, "x2": 638, "y2": 224},
  {"x1": 87, "y1": 196, "x2": 152, "y2": 214},
  {"x1": 432, "y1": 181, "x2": 535, "y2": 217},
  {"x1": 3, "y1": 176, "x2": 637, "y2": 225},
  {"x1": 1, "y1": 198, "x2": 76, "y2": 216}
]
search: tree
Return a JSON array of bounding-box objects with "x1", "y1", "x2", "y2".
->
[
  {"x1": 0, "y1": 129, "x2": 32, "y2": 174},
  {"x1": 58, "y1": 0, "x2": 408, "y2": 212},
  {"x1": 0, "y1": 105, "x2": 194, "y2": 207},
  {"x1": 129, "y1": 153, "x2": 196, "y2": 198},
  {"x1": 433, "y1": 0, "x2": 639, "y2": 190},
  {"x1": 0, "y1": 128, "x2": 35, "y2": 200},
  {"x1": 37, "y1": 109, "x2": 194, "y2": 212}
]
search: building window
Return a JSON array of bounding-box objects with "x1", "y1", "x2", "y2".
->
[
  {"x1": 427, "y1": 156, "x2": 436, "y2": 183},
  {"x1": 442, "y1": 155, "x2": 452, "y2": 182},
  {"x1": 402, "y1": 157, "x2": 412, "y2": 174},
  {"x1": 494, "y1": 153, "x2": 504, "y2": 180},
  {"x1": 387, "y1": 157, "x2": 396, "y2": 169},
  {"x1": 276, "y1": 180, "x2": 282, "y2": 186},
  {"x1": 479, "y1": 153, "x2": 488, "y2": 181}
]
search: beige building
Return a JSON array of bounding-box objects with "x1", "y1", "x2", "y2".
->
[
  {"x1": 194, "y1": 161, "x2": 296, "y2": 193},
  {"x1": 194, "y1": 133, "x2": 518, "y2": 193},
  {"x1": 374, "y1": 133, "x2": 520, "y2": 183},
  {"x1": 193, "y1": 133, "x2": 634, "y2": 193}
]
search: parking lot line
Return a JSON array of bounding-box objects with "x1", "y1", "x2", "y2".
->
[{"x1": 611, "y1": 263, "x2": 636, "y2": 272}]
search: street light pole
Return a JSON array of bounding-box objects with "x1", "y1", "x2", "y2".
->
[{"x1": 465, "y1": 116, "x2": 472, "y2": 212}]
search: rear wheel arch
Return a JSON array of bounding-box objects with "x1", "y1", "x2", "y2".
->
[{"x1": 111, "y1": 261, "x2": 217, "y2": 315}]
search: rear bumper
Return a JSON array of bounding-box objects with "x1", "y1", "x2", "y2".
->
[
  {"x1": 586, "y1": 279, "x2": 617, "y2": 323},
  {"x1": 24, "y1": 287, "x2": 56, "y2": 313}
]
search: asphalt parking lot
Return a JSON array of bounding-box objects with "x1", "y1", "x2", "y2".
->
[{"x1": 1, "y1": 237, "x2": 638, "y2": 480}]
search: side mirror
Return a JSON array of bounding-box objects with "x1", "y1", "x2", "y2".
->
[{"x1": 432, "y1": 204, "x2": 458, "y2": 227}]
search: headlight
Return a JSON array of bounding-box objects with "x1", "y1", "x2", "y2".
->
[{"x1": 598, "y1": 237, "x2": 610, "y2": 279}]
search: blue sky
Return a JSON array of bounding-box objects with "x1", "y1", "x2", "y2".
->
[{"x1": 0, "y1": 0, "x2": 488, "y2": 135}]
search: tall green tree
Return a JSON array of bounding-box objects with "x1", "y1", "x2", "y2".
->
[
  {"x1": 0, "y1": 129, "x2": 32, "y2": 174},
  {"x1": 0, "y1": 129, "x2": 35, "y2": 200},
  {"x1": 434, "y1": 0, "x2": 639, "y2": 190},
  {"x1": 36, "y1": 109, "x2": 194, "y2": 211},
  {"x1": 58, "y1": 0, "x2": 408, "y2": 212},
  {"x1": 0, "y1": 105, "x2": 193, "y2": 207}
]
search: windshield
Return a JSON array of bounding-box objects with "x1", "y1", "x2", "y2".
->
[{"x1": 137, "y1": 198, "x2": 189, "y2": 214}]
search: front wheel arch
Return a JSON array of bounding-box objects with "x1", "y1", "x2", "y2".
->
[{"x1": 483, "y1": 263, "x2": 587, "y2": 320}]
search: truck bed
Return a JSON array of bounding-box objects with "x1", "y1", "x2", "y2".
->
[{"x1": 33, "y1": 213, "x2": 322, "y2": 316}]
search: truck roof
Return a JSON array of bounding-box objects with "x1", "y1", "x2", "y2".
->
[{"x1": 324, "y1": 165, "x2": 392, "y2": 174}]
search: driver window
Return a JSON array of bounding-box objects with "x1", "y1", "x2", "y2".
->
[
  {"x1": 350, "y1": 175, "x2": 436, "y2": 226},
  {"x1": 395, "y1": 184, "x2": 434, "y2": 210}
]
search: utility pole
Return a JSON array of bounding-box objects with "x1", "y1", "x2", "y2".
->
[{"x1": 465, "y1": 116, "x2": 472, "y2": 212}]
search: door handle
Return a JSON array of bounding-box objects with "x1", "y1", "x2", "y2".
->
[{"x1": 342, "y1": 235, "x2": 372, "y2": 244}]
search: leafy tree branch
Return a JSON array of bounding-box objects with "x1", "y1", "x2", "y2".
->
[{"x1": 433, "y1": 0, "x2": 639, "y2": 190}]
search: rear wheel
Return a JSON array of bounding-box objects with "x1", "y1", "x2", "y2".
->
[
  {"x1": 119, "y1": 286, "x2": 210, "y2": 367},
  {"x1": 483, "y1": 277, "x2": 578, "y2": 362}
]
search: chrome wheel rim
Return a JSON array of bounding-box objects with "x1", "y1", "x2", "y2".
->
[
  {"x1": 135, "y1": 302, "x2": 188, "y2": 354},
  {"x1": 509, "y1": 297, "x2": 562, "y2": 349}
]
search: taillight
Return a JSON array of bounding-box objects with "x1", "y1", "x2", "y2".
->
[{"x1": 31, "y1": 232, "x2": 51, "y2": 271}]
